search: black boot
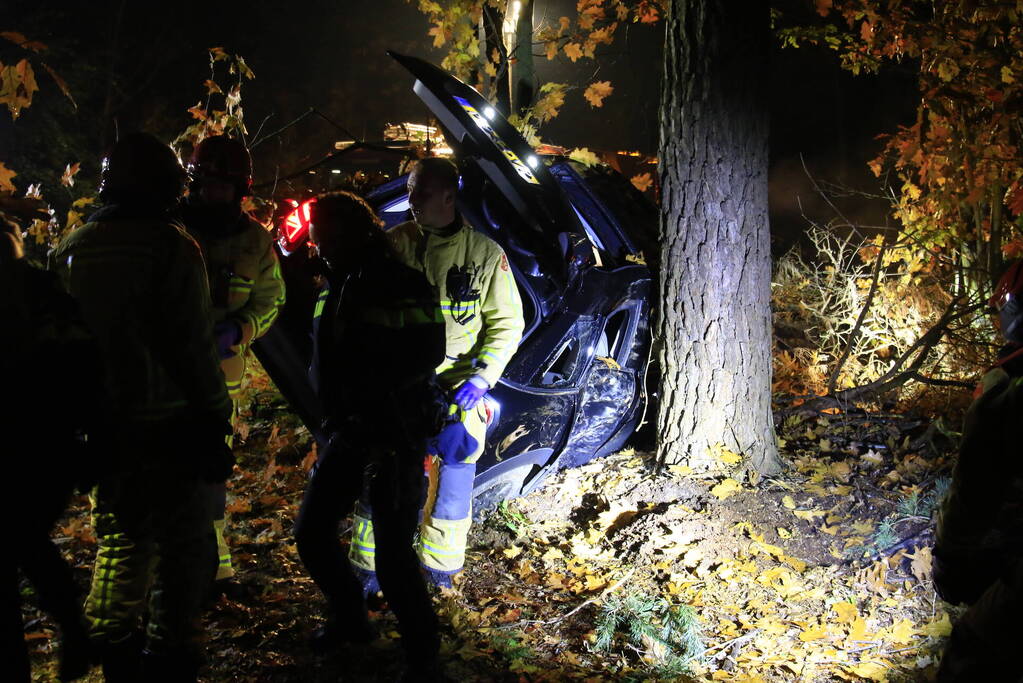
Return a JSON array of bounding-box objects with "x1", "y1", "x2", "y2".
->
[
  {"x1": 98, "y1": 632, "x2": 142, "y2": 683},
  {"x1": 309, "y1": 612, "x2": 376, "y2": 654}
]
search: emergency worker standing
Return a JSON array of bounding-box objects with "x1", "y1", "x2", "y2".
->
[
  {"x1": 2, "y1": 218, "x2": 98, "y2": 682},
  {"x1": 182, "y1": 135, "x2": 286, "y2": 586},
  {"x1": 50, "y1": 132, "x2": 234, "y2": 682},
  {"x1": 932, "y1": 261, "x2": 1023, "y2": 680},
  {"x1": 293, "y1": 192, "x2": 446, "y2": 677},
  {"x1": 349, "y1": 157, "x2": 524, "y2": 587}
]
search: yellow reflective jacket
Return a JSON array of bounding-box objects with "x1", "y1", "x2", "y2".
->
[
  {"x1": 386, "y1": 219, "x2": 523, "y2": 389},
  {"x1": 50, "y1": 208, "x2": 231, "y2": 424},
  {"x1": 185, "y1": 214, "x2": 285, "y2": 393}
]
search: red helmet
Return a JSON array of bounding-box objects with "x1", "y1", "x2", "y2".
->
[{"x1": 188, "y1": 135, "x2": 253, "y2": 197}]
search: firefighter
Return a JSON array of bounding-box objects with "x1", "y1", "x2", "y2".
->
[
  {"x1": 50, "y1": 132, "x2": 234, "y2": 682},
  {"x1": 932, "y1": 261, "x2": 1023, "y2": 680},
  {"x1": 182, "y1": 135, "x2": 286, "y2": 588},
  {"x1": 1, "y1": 218, "x2": 98, "y2": 681},
  {"x1": 292, "y1": 192, "x2": 446, "y2": 676},
  {"x1": 349, "y1": 157, "x2": 524, "y2": 588}
]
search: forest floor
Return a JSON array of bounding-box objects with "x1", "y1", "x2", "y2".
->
[{"x1": 26, "y1": 369, "x2": 962, "y2": 682}]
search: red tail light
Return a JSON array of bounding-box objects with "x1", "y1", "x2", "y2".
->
[{"x1": 278, "y1": 198, "x2": 316, "y2": 255}]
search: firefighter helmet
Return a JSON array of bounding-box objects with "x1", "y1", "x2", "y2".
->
[
  {"x1": 992, "y1": 261, "x2": 1023, "y2": 344},
  {"x1": 188, "y1": 135, "x2": 253, "y2": 198},
  {"x1": 98, "y1": 132, "x2": 187, "y2": 208}
]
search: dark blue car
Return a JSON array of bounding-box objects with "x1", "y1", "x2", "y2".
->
[{"x1": 255, "y1": 53, "x2": 657, "y2": 514}]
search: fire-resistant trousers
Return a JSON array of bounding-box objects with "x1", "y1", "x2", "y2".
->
[
  {"x1": 294, "y1": 435, "x2": 440, "y2": 662},
  {"x1": 85, "y1": 465, "x2": 216, "y2": 664},
  {"x1": 350, "y1": 401, "x2": 487, "y2": 582}
]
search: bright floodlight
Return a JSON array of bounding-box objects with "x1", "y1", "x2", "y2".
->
[
  {"x1": 526, "y1": 155, "x2": 539, "y2": 169},
  {"x1": 483, "y1": 106, "x2": 496, "y2": 121}
]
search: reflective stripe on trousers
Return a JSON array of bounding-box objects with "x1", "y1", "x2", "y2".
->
[{"x1": 349, "y1": 401, "x2": 487, "y2": 575}]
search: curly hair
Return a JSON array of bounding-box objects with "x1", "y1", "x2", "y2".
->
[{"x1": 311, "y1": 190, "x2": 390, "y2": 253}]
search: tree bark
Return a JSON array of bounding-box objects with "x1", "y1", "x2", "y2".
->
[{"x1": 655, "y1": 0, "x2": 780, "y2": 474}]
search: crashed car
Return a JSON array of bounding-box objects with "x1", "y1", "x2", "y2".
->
[{"x1": 254, "y1": 53, "x2": 656, "y2": 513}]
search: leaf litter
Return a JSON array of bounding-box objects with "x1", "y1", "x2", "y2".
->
[{"x1": 24, "y1": 368, "x2": 960, "y2": 681}]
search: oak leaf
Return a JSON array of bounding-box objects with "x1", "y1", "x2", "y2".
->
[
  {"x1": 630, "y1": 172, "x2": 653, "y2": 193},
  {"x1": 0, "y1": 161, "x2": 16, "y2": 193},
  {"x1": 563, "y1": 42, "x2": 583, "y2": 62}
]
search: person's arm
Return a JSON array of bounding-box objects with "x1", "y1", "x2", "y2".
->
[
  {"x1": 471, "y1": 249, "x2": 524, "y2": 389},
  {"x1": 233, "y1": 233, "x2": 286, "y2": 346}
]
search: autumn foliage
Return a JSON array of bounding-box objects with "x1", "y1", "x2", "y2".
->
[{"x1": 781, "y1": 1, "x2": 1023, "y2": 284}]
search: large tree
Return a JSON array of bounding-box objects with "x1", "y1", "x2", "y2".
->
[{"x1": 656, "y1": 0, "x2": 780, "y2": 475}]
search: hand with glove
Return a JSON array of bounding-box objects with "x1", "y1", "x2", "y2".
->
[
  {"x1": 453, "y1": 375, "x2": 489, "y2": 411},
  {"x1": 192, "y1": 412, "x2": 236, "y2": 483},
  {"x1": 213, "y1": 319, "x2": 243, "y2": 359}
]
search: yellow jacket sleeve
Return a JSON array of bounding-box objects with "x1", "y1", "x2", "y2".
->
[
  {"x1": 474, "y1": 249, "x2": 524, "y2": 388},
  {"x1": 234, "y1": 236, "x2": 285, "y2": 346}
]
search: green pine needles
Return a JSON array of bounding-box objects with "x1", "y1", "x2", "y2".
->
[{"x1": 594, "y1": 592, "x2": 703, "y2": 676}]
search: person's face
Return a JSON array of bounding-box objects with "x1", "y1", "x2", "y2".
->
[
  {"x1": 195, "y1": 177, "x2": 237, "y2": 206},
  {"x1": 407, "y1": 170, "x2": 455, "y2": 228},
  {"x1": 308, "y1": 222, "x2": 339, "y2": 268}
]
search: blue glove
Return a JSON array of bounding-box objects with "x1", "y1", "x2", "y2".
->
[
  {"x1": 214, "y1": 319, "x2": 242, "y2": 359},
  {"x1": 453, "y1": 375, "x2": 488, "y2": 411}
]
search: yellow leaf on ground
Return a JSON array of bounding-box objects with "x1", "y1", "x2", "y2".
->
[
  {"x1": 832, "y1": 601, "x2": 858, "y2": 624},
  {"x1": 851, "y1": 521, "x2": 874, "y2": 535},
  {"x1": 907, "y1": 546, "x2": 933, "y2": 583},
  {"x1": 842, "y1": 660, "x2": 890, "y2": 680},
  {"x1": 782, "y1": 495, "x2": 796, "y2": 510},
  {"x1": 711, "y1": 478, "x2": 743, "y2": 500},
  {"x1": 885, "y1": 618, "x2": 917, "y2": 645},
  {"x1": 777, "y1": 527, "x2": 791, "y2": 539},
  {"x1": 794, "y1": 509, "x2": 826, "y2": 521},
  {"x1": 799, "y1": 623, "x2": 828, "y2": 641},
  {"x1": 848, "y1": 617, "x2": 873, "y2": 643},
  {"x1": 921, "y1": 613, "x2": 952, "y2": 638},
  {"x1": 541, "y1": 547, "x2": 565, "y2": 562},
  {"x1": 503, "y1": 546, "x2": 522, "y2": 559},
  {"x1": 668, "y1": 464, "x2": 692, "y2": 476}
]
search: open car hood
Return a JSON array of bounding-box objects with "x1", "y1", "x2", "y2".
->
[{"x1": 389, "y1": 51, "x2": 583, "y2": 277}]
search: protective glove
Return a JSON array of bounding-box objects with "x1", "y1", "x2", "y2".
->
[
  {"x1": 453, "y1": 375, "x2": 489, "y2": 411},
  {"x1": 214, "y1": 319, "x2": 243, "y2": 359},
  {"x1": 429, "y1": 419, "x2": 479, "y2": 466}
]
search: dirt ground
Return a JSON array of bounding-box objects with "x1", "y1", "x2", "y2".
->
[{"x1": 24, "y1": 375, "x2": 960, "y2": 682}]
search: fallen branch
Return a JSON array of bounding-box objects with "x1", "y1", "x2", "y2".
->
[{"x1": 549, "y1": 568, "x2": 637, "y2": 624}]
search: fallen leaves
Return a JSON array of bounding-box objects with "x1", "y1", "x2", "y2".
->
[{"x1": 711, "y1": 478, "x2": 743, "y2": 500}]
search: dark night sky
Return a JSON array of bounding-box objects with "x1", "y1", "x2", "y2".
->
[{"x1": 1, "y1": 0, "x2": 917, "y2": 249}]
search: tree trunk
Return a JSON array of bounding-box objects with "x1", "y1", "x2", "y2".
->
[{"x1": 655, "y1": 0, "x2": 780, "y2": 475}]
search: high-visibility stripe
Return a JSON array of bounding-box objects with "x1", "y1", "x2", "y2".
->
[{"x1": 313, "y1": 290, "x2": 329, "y2": 319}]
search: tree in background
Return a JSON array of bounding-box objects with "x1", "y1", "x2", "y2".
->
[
  {"x1": 655, "y1": 0, "x2": 780, "y2": 475},
  {"x1": 781, "y1": 0, "x2": 1023, "y2": 290}
]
